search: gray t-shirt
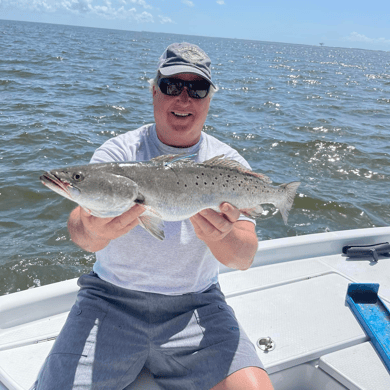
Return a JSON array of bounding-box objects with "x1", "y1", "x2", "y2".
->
[{"x1": 90, "y1": 124, "x2": 255, "y2": 295}]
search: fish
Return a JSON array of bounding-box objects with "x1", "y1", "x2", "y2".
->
[{"x1": 40, "y1": 154, "x2": 300, "y2": 240}]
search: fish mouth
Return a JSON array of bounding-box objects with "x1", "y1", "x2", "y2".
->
[{"x1": 40, "y1": 171, "x2": 72, "y2": 197}]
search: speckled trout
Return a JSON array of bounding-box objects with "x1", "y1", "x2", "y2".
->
[{"x1": 40, "y1": 154, "x2": 300, "y2": 240}]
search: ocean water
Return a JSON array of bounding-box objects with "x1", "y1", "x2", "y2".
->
[{"x1": 1, "y1": 20, "x2": 389, "y2": 295}]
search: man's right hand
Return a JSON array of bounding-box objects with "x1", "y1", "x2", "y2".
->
[{"x1": 68, "y1": 204, "x2": 146, "y2": 252}]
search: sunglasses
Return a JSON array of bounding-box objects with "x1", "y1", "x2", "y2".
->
[{"x1": 157, "y1": 77, "x2": 211, "y2": 99}]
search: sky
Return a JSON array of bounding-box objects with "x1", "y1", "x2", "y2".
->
[{"x1": 1, "y1": 0, "x2": 390, "y2": 51}]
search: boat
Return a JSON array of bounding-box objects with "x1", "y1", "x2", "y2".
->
[{"x1": 1, "y1": 227, "x2": 390, "y2": 390}]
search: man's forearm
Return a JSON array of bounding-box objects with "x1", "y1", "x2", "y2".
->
[
  {"x1": 204, "y1": 222, "x2": 258, "y2": 270},
  {"x1": 68, "y1": 207, "x2": 110, "y2": 253}
]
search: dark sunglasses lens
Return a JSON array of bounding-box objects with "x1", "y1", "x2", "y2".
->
[
  {"x1": 158, "y1": 78, "x2": 210, "y2": 99},
  {"x1": 159, "y1": 79, "x2": 182, "y2": 96},
  {"x1": 189, "y1": 89, "x2": 208, "y2": 98},
  {"x1": 188, "y1": 80, "x2": 210, "y2": 99}
]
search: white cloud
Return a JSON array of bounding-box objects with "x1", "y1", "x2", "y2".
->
[
  {"x1": 159, "y1": 15, "x2": 174, "y2": 24},
  {"x1": 2, "y1": 0, "x2": 156, "y2": 22},
  {"x1": 61, "y1": 0, "x2": 93, "y2": 14},
  {"x1": 129, "y1": 0, "x2": 151, "y2": 9},
  {"x1": 182, "y1": 0, "x2": 194, "y2": 6},
  {"x1": 345, "y1": 32, "x2": 390, "y2": 45},
  {"x1": 346, "y1": 32, "x2": 372, "y2": 43},
  {"x1": 216, "y1": 0, "x2": 225, "y2": 4},
  {"x1": 136, "y1": 10, "x2": 153, "y2": 22}
]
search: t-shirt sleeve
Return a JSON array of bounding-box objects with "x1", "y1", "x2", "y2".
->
[
  {"x1": 90, "y1": 138, "x2": 128, "y2": 164},
  {"x1": 89, "y1": 131, "x2": 140, "y2": 164}
]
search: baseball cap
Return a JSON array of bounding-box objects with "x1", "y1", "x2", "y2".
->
[{"x1": 157, "y1": 42, "x2": 215, "y2": 88}]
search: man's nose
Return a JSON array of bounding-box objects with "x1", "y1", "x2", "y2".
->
[{"x1": 178, "y1": 87, "x2": 191, "y2": 102}]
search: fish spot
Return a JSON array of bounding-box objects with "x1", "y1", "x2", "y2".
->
[
  {"x1": 185, "y1": 184, "x2": 187, "y2": 187},
  {"x1": 196, "y1": 183, "x2": 199, "y2": 185},
  {"x1": 204, "y1": 182, "x2": 207, "y2": 185}
]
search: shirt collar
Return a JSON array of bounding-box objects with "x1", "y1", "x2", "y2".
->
[{"x1": 150, "y1": 124, "x2": 203, "y2": 155}]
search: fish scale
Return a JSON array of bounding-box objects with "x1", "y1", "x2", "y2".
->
[{"x1": 40, "y1": 154, "x2": 300, "y2": 240}]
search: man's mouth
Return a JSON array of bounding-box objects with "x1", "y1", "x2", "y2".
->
[{"x1": 172, "y1": 112, "x2": 191, "y2": 117}]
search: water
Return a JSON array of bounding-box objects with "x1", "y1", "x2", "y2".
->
[{"x1": 1, "y1": 20, "x2": 390, "y2": 295}]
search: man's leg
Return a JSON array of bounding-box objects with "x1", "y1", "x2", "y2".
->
[
  {"x1": 148, "y1": 283, "x2": 269, "y2": 390},
  {"x1": 211, "y1": 367, "x2": 274, "y2": 390},
  {"x1": 31, "y1": 272, "x2": 148, "y2": 390}
]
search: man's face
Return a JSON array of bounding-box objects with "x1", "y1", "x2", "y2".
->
[{"x1": 153, "y1": 73, "x2": 211, "y2": 148}]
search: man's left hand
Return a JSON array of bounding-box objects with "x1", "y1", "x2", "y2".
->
[{"x1": 190, "y1": 203, "x2": 241, "y2": 242}]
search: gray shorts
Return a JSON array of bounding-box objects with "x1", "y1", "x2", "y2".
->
[{"x1": 32, "y1": 272, "x2": 264, "y2": 390}]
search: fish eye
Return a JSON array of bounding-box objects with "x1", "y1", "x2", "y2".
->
[{"x1": 72, "y1": 172, "x2": 84, "y2": 182}]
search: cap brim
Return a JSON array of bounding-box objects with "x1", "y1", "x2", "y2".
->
[{"x1": 159, "y1": 65, "x2": 216, "y2": 88}]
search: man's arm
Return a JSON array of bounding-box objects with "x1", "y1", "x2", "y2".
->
[
  {"x1": 190, "y1": 203, "x2": 258, "y2": 270},
  {"x1": 68, "y1": 205, "x2": 145, "y2": 252}
]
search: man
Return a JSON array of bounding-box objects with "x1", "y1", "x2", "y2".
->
[{"x1": 33, "y1": 43, "x2": 273, "y2": 390}]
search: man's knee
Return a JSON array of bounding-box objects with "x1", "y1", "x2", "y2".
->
[{"x1": 211, "y1": 366, "x2": 274, "y2": 390}]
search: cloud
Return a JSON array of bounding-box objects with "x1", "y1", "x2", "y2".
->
[
  {"x1": 216, "y1": 0, "x2": 225, "y2": 4},
  {"x1": 2, "y1": 0, "x2": 159, "y2": 22},
  {"x1": 345, "y1": 32, "x2": 390, "y2": 45},
  {"x1": 136, "y1": 10, "x2": 153, "y2": 22},
  {"x1": 61, "y1": 0, "x2": 93, "y2": 14},
  {"x1": 159, "y1": 15, "x2": 174, "y2": 24},
  {"x1": 128, "y1": 0, "x2": 151, "y2": 9},
  {"x1": 182, "y1": 0, "x2": 194, "y2": 6}
]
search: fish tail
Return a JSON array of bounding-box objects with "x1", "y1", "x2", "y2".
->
[{"x1": 277, "y1": 181, "x2": 301, "y2": 224}]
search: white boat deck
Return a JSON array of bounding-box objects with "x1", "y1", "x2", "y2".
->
[{"x1": 1, "y1": 227, "x2": 390, "y2": 390}]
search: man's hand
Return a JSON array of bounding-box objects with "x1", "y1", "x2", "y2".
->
[
  {"x1": 189, "y1": 203, "x2": 241, "y2": 242},
  {"x1": 190, "y1": 202, "x2": 258, "y2": 270},
  {"x1": 68, "y1": 204, "x2": 145, "y2": 252},
  {"x1": 80, "y1": 204, "x2": 146, "y2": 241}
]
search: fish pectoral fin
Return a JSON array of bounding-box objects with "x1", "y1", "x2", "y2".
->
[
  {"x1": 143, "y1": 205, "x2": 163, "y2": 219},
  {"x1": 240, "y1": 205, "x2": 264, "y2": 219},
  {"x1": 138, "y1": 209, "x2": 165, "y2": 241}
]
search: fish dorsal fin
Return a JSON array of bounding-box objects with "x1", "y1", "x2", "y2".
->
[
  {"x1": 201, "y1": 155, "x2": 272, "y2": 183},
  {"x1": 149, "y1": 153, "x2": 195, "y2": 166},
  {"x1": 149, "y1": 154, "x2": 183, "y2": 164}
]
